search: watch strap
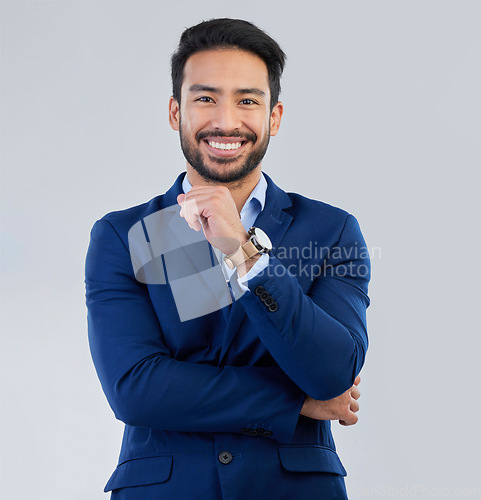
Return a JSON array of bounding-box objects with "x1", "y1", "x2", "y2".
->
[{"x1": 224, "y1": 240, "x2": 259, "y2": 269}]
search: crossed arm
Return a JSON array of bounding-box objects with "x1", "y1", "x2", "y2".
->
[
  {"x1": 178, "y1": 184, "x2": 370, "y2": 403},
  {"x1": 86, "y1": 208, "x2": 368, "y2": 442}
]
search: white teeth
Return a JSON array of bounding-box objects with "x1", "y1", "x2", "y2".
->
[{"x1": 208, "y1": 141, "x2": 242, "y2": 151}]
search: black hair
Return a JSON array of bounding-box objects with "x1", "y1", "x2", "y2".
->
[{"x1": 171, "y1": 18, "x2": 286, "y2": 111}]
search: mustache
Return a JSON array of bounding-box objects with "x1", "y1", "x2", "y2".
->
[{"x1": 196, "y1": 130, "x2": 257, "y2": 143}]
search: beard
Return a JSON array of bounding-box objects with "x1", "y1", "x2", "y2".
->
[{"x1": 179, "y1": 116, "x2": 271, "y2": 184}]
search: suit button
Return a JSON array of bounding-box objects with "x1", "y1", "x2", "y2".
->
[
  {"x1": 260, "y1": 291, "x2": 270, "y2": 302},
  {"x1": 268, "y1": 302, "x2": 278, "y2": 312},
  {"x1": 263, "y1": 430, "x2": 273, "y2": 437},
  {"x1": 241, "y1": 428, "x2": 251, "y2": 435},
  {"x1": 264, "y1": 296, "x2": 274, "y2": 306},
  {"x1": 218, "y1": 451, "x2": 233, "y2": 464},
  {"x1": 249, "y1": 429, "x2": 258, "y2": 436},
  {"x1": 254, "y1": 286, "x2": 265, "y2": 296}
]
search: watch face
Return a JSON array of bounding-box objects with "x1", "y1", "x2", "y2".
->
[{"x1": 252, "y1": 227, "x2": 272, "y2": 251}]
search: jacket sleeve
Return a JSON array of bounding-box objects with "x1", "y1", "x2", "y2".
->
[
  {"x1": 85, "y1": 218, "x2": 305, "y2": 443},
  {"x1": 240, "y1": 213, "x2": 371, "y2": 401}
]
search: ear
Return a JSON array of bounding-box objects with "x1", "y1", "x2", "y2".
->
[
  {"x1": 169, "y1": 96, "x2": 180, "y2": 131},
  {"x1": 269, "y1": 101, "x2": 284, "y2": 136}
]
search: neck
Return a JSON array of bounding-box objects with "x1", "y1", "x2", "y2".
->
[{"x1": 185, "y1": 165, "x2": 262, "y2": 214}]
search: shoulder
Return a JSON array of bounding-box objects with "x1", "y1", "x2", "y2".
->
[
  {"x1": 285, "y1": 190, "x2": 354, "y2": 236},
  {"x1": 102, "y1": 195, "x2": 163, "y2": 229},
  {"x1": 282, "y1": 190, "x2": 366, "y2": 248},
  {"x1": 89, "y1": 194, "x2": 165, "y2": 249},
  {"x1": 286, "y1": 191, "x2": 349, "y2": 221}
]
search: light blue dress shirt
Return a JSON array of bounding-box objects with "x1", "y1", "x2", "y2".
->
[{"x1": 181, "y1": 172, "x2": 269, "y2": 297}]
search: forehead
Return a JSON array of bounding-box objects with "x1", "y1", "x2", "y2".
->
[{"x1": 182, "y1": 48, "x2": 270, "y2": 95}]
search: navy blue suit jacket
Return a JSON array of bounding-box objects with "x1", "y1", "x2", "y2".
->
[{"x1": 85, "y1": 171, "x2": 371, "y2": 499}]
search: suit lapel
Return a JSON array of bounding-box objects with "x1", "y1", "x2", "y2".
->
[{"x1": 217, "y1": 173, "x2": 293, "y2": 365}]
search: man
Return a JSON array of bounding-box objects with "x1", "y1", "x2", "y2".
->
[{"x1": 85, "y1": 18, "x2": 370, "y2": 500}]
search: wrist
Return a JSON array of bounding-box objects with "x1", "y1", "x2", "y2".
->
[
  {"x1": 220, "y1": 230, "x2": 249, "y2": 256},
  {"x1": 238, "y1": 230, "x2": 249, "y2": 245},
  {"x1": 236, "y1": 253, "x2": 262, "y2": 278},
  {"x1": 224, "y1": 226, "x2": 272, "y2": 271}
]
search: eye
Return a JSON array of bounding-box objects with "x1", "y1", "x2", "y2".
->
[
  {"x1": 239, "y1": 98, "x2": 257, "y2": 105},
  {"x1": 196, "y1": 96, "x2": 215, "y2": 103}
]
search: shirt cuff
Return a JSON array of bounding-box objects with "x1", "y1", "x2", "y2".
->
[{"x1": 237, "y1": 253, "x2": 270, "y2": 292}]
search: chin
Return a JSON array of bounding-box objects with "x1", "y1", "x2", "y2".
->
[{"x1": 194, "y1": 162, "x2": 251, "y2": 184}]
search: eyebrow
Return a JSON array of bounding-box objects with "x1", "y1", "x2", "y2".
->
[{"x1": 188, "y1": 84, "x2": 266, "y2": 97}]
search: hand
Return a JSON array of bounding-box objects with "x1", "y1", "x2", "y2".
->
[
  {"x1": 177, "y1": 186, "x2": 248, "y2": 255},
  {"x1": 300, "y1": 375, "x2": 361, "y2": 426}
]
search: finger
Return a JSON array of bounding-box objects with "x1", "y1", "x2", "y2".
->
[
  {"x1": 192, "y1": 220, "x2": 203, "y2": 231},
  {"x1": 350, "y1": 398, "x2": 360, "y2": 413},
  {"x1": 184, "y1": 217, "x2": 202, "y2": 231},
  {"x1": 354, "y1": 375, "x2": 361, "y2": 386},
  {"x1": 178, "y1": 195, "x2": 185, "y2": 219},
  {"x1": 182, "y1": 197, "x2": 202, "y2": 229},
  {"x1": 188, "y1": 185, "x2": 230, "y2": 197},
  {"x1": 182, "y1": 194, "x2": 218, "y2": 226},
  {"x1": 184, "y1": 213, "x2": 202, "y2": 231},
  {"x1": 198, "y1": 215, "x2": 208, "y2": 230},
  {"x1": 178, "y1": 194, "x2": 212, "y2": 233},
  {"x1": 351, "y1": 385, "x2": 361, "y2": 400},
  {"x1": 339, "y1": 411, "x2": 358, "y2": 426},
  {"x1": 184, "y1": 191, "x2": 223, "y2": 206},
  {"x1": 186, "y1": 217, "x2": 202, "y2": 231}
]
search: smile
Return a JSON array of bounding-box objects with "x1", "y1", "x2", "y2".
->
[
  {"x1": 207, "y1": 141, "x2": 243, "y2": 151},
  {"x1": 202, "y1": 137, "x2": 249, "y2": 157}
]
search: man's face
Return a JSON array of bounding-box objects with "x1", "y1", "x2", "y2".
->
[{"x1": 169, "y1": 48, "x2": 283, "y2": 183}]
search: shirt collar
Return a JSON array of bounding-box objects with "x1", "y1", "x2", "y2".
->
[{"x1": 181, "y1": 171, "x2": 267, "y2": 214}]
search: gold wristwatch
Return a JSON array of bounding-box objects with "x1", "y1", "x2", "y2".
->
[{"x1": 224, "y1": 227, "x2": 272, "y2": 270}]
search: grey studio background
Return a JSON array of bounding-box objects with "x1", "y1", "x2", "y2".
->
[{"x1": 1, "y1": 0, "x2": 480, "y2": 499}]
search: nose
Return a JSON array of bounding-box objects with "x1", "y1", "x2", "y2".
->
[{"x1": 210, "y1": 101, "x2": 243, "y2": 132}]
